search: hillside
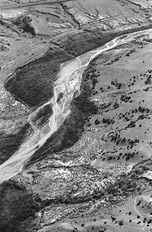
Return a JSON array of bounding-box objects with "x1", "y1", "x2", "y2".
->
[{"x1": 0, "y1": 1, "x2": 152, "y2": 232}]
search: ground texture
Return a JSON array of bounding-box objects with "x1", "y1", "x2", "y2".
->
[{"x1": 1, "y1": 1, "x2": 152, "y2": 232}]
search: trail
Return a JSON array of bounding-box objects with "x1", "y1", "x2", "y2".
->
[{"x1": 0, "y1": 28, "x2": 152, "y2": 183}]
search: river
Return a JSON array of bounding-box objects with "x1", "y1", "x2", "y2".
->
[{"x1": 0, "y1": 28, "x2": 152, "y2": 184}]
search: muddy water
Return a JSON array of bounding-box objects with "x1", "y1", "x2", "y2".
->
[{"x1": 0, "y1": 28, "x2": 152, "y2": 183}]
